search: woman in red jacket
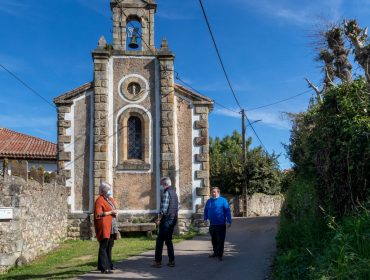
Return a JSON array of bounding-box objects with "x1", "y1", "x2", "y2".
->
[{"x1": 94, "y1": 182, "x2": 119, "y2": 274}]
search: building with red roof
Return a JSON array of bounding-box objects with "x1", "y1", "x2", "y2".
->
[{"x1": 0, "y1": 128, "x2": 57, "y2": 175}]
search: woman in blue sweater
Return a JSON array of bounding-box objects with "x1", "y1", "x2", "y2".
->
[{"x1": 203, "y1": 187, "x2": 232, "y2": 261}]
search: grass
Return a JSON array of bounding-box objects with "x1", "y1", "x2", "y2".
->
[{"x1": 0, "y1": 233, "x2": 196, "y2": 280}]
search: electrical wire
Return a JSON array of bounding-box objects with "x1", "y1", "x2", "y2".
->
[
  {"x1": 198, "y1": 0, "x2": 268, "y2": 150},
  {"x1": 0, "y1": 64, "x2": 55, "y2": 109},
  {"x1": 246, "y1": 89, "x2": 312, "y2": 112},
  {"x1": 198, "y1": 0, "x2": 242, "y2": 110}
]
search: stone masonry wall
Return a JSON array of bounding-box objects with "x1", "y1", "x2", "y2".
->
[
  {"x1": 158, "y1": 46, "x2": 176, "y2": 183},
  {"x1": 227, "y1": 193, "x2": 285, "y2": 217},
  {"x1": 92, "y1": 49, "x2": 110, "y2": 196},
  {"x1": 0, "y1": 176, "x2": 68, "y2": 272}
]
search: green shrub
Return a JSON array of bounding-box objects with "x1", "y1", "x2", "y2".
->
[
  {"x1": 288, "y1": 78, "x2": 370, "y2": 215},
  {"x1": 312, "y1": 205, "x2": 370, "y2": 280},
  {"x1": 274, "y1": 177, "x2": 370, "y2": 280},
  {"x1": 274, "y1": 178, "x2": 325, "y2": 279}
]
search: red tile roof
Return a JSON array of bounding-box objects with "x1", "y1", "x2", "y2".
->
[{"x1": 0, "y1": 128, "x2": 57, "y2": 160}]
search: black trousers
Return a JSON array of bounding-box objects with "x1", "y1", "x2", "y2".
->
[
  {"x1": 98, "y1": 234, "x2": 115, "y2": 271},
  {"x1": 209, "y1": 224, "x2": 226, "y2": 257},
  {"x1": 155, "y1": 218, "x2": 177, "y2": 263}
]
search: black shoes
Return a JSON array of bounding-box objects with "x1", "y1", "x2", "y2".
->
[
  {"x1": 151, "y1": 261, "x2": 162, "y2": 268},
  {"x1": 167, "y1": 261, "x2": 176, "y2": 267},
  {"x1": 208, "y1": 253, "x2": 223, "y2": 261}
]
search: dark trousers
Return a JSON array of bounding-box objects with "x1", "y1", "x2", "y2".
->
[
  {"x1": 209, "y1": 224, "x2": 226, "y2": 257},
  {"x1": 98, "y1": 234, "x2": 115, "y2": 271},
  {"x1": 155, "y1": 218, "x2": 177, "y2": 263}
]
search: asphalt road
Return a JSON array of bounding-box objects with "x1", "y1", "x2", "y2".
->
[{"x1": 76, "y1": 217, "x2": 278, "y2": 280}]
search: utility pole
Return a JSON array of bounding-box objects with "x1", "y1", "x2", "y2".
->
[{"x1": 241, "y1": 109, "x2": 247, "y2": 217}]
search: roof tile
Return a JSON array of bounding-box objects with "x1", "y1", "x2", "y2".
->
[{"x1": 0, "y1": 128, "x2": 57, "y2": 160}]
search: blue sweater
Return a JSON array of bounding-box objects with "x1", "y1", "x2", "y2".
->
[{"x1": 203, "y1": 196, "x2": 232, "y2": 225}]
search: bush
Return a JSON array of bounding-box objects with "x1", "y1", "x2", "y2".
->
[
  {"x1": 274, "y1": 178, "x2": 325, "y2": 279},
  {"x1": 288, "y1": 78, "x2": 370, "y2": 215},
  {"x1": 274, "y1": 176, "x2": 370, "y2": 280}
]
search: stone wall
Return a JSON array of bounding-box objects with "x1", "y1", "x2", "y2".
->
[
  {"x1": 0, "y1": 176, "x2": 68, "y2": 272},
  {"x1": 228, "y1": 193, "x2": 285, "y2": 217}
]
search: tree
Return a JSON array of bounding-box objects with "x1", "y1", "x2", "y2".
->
[
  {"x1": 289, "y1": 20, "x2": 370, "y2": 214},
  {"x1": 210, "y1": 131, "x2": 282, "y2": 195}
]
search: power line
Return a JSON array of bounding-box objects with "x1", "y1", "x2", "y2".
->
[
  {"x1": 245, "y1": 114, "x2": 267, "y2": 151},
  {"x1": 174, "y1": 73, "x2": 240, "y2": 115},
  {"x1": 198, "y1": 0, "x2": 242, "y2": 110},
  {"x1": 0, "y1": 64, "x2": 55, "y2": 109},
  {"x1": 118, "y1": 6, "x2": 243, "y2": 118},
  {"x1": 197, "y1": 0, "x2": 267, "y2": 150},
  {"x1": 246, "y1": 89, "x2": 312, "y2": 112}
]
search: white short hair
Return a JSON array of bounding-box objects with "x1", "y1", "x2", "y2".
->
[
  {"x1": 160, "y1": 177, "x2": 171, "y2": 186},
  {"x1": 99, "y1": 181, "x2": 111, "y2": 194}
]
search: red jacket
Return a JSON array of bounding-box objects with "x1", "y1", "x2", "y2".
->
[{"x1": 94, "y1": 195, "x2": 115, "y2": 241}]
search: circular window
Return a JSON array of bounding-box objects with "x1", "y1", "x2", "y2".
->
[
  {"x1": 127, "y1": 82, "x2": 141, "y2": 96},
  {"x1": 118, "y1": 75, "x2": 148, "y2": 102}
]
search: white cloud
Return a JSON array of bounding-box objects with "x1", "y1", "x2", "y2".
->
[
  {"x1": 232, "y1": 0, "x2": 344, "y2": 26},
  {"x1": 0, "y1": 0, "x2": 28, "y2": 16},
  {"x1": 214, "y1": 107, "x2": 291, "y2": 130}
]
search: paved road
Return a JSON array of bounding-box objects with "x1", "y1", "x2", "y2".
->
[{"x1": 77, "y1": 217, "x2": 278, "y2": 280}]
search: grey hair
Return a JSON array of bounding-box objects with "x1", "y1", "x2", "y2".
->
[
  {"x1": 211, "y1": 187, "x2": 220, "y2": 193},
  {"x1": 160, "y1": 177, "x2": 171, "y2": 186},
  {"x1": 99, "y1": 181, "x2": 111, "y2": 194}
]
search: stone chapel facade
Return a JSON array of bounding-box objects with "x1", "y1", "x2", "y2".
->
[{"x1": 53, "y1": 0, "x2": 213, "y2": 238}]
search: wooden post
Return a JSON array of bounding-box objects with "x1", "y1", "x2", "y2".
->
[{"x1": 241, "y1": 110, "x2": 248, "y2": 217}]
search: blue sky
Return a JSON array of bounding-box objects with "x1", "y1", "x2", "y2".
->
[{"x1": 1, "y1": 0, "x2": 369, "y2": 169}]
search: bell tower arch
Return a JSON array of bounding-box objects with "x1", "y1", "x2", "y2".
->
[{"x1": 110, "y1": 0, "x2": 156, "y2": 52}]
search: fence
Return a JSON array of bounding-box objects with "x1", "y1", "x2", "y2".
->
[{"x1": 1, "y1": 159, "x2": 63, "y2": 186}]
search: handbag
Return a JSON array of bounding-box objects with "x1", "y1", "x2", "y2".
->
[{"x1": 115, "y1": 231, "x2": 121, "y2": 240}]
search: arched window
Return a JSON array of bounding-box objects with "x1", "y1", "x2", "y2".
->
[
  {"x1": 127, "y1": 116, "x2": 142, "y2": 159},
  {"x1": 126, "y1": 17, "x2": 142, "y2": 50}
]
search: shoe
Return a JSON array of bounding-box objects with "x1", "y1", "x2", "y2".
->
[
  {"x1": 101, "y1": 269, "x2": 113, "y2": 274},
  {"x1": 167, "y1": 261, "x2": 175, "y2": 267},
  {"x1": 151, "y1": 261, "x2": 162, "y2": 268},
  {"x1": 218, "y1": 256, "x2": 223, "y2": 261},
  {"x1": 208, "y1": 253, "x2": 217, "y2": 258},
  {"x1": 110, "y1": 266, "x2": 116, "y2": 270}
]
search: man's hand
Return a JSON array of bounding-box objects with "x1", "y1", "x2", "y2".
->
[
  {"x1": 227, "y1": 223, "x2": 231, "y2": 229},
  {"x1": 203, "y1": 220, "x2": 208, "y2": 227}
]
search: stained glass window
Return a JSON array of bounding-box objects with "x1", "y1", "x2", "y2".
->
[{"x1": 128, "y1": 116, "x2": 142, "y2": 159}]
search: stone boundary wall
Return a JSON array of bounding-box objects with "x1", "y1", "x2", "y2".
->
[
  {"x1": 0, "y1": 176, "x2": 69, "y2": 272},
  {"x1": 227, "y1": 193, "x2": 285, "y2": 217}
]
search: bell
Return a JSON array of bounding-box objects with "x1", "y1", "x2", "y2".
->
[{"x1": 129, "y1": 34, "x2": 139, "y2": 49}]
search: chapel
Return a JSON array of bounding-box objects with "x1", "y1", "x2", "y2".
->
[{"x1": 53, "y1": 0, "x2": 213, "y2": 237}]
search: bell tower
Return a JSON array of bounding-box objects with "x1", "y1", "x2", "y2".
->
[{"x1": 110, "y1": 0, "x2": 156, "y2": 52}]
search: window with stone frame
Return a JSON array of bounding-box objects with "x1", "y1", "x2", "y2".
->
[
  {"x1": 117, "y1": 109, "x2": 150, "y2": 171},
  {"x1": 127, "y1": 116, "x2": 142, "y2": 160}
]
